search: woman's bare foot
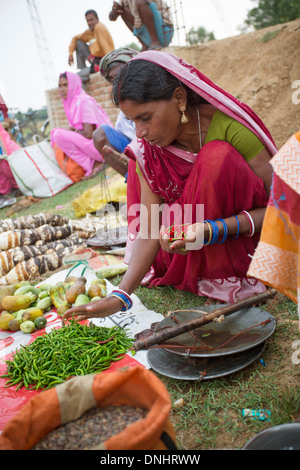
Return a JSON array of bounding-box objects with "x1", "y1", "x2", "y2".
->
[{"x1": 82, "y1": 162, "x2": 103, "y2": 180}]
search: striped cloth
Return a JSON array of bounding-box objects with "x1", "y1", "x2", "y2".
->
[
  {"x1": 123, "y1": 0, "x2": 172, "y2": 29},
  {"x1": 248, "y1": 131, "x2": 300, "y2": 328}
]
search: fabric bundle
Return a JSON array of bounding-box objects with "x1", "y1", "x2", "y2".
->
[{"x1": 248, "y1": 131, "x2": 300, "y2": 327}]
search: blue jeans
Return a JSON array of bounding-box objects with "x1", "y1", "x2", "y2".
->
[
  {"x1": 101, "y1": 125, "x2": 131, "y2": 153},
  {"x1": 101, "y1": 125, "x2": 130, "y2": 181}
]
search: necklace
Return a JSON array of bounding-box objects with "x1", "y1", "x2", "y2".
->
[{"x1": 196, "y1": 107, "x2": 202, "y2": 149}]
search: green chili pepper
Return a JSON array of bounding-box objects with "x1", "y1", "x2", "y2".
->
[{"x1": 2, "y1": 319, "x2": 134, "y2": 391}]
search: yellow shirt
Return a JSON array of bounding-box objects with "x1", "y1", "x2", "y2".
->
[{"x1": 69, "y1": 22, "x2": 115, "y2": 58}]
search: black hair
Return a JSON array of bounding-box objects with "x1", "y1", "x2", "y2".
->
[
  {"x1": 112, "y1": 59, "x2": 207, "y2": 109},
  {"x1": 85, "y1": 9, "x2": 98, "y2": 19}
]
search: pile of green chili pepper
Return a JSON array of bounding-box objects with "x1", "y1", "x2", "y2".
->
[{"x1": 1, "y1": 320, "x2": 134, "y2": 391}]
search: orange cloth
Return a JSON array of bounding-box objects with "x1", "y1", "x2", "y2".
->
[
  {"x1": 54, "y1": 143, "x2": 85, "y2": 182},
  {"x1": 69, "y1": 22, "x2": 114, "y2": 58},
  {"x1": 248, "y1": 131, "x2": 300, "y2": 327}
]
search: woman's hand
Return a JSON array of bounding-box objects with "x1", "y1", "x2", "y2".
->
[
  {"x1": 159, "y1": 223, "x2": 205, "y2": 254},
  {"x1": 63, "y1": 295, "x2": 123, "y2": 322}
]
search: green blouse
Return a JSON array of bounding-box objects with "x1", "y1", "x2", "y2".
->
[{"x1": 205, "y1": 110, "x2": 264, "y2": 161}]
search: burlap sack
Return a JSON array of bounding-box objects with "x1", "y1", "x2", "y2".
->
[{"x1": 0, "y1": 366, "x2": 176, "y2": 450}]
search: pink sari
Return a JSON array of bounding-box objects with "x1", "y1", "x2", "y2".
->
[
  {"x1": 124, "y1": 51, "x2": 277, "y2": 303},
  {"x1": 51, "y1": 72, "x2": 113, "y2": 176},
  {"x1": 0, "y1": 123, "x2": 19, "y2": 195}
]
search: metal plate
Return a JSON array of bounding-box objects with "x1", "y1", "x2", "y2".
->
[
  {"x1": 87, "y1": 226, "x2": 128, "y2": 247},
  {"x1": 154, "y1": 305, "x2": 276, "y2": 358},
  {"x1": 147, "y1": 342, "x2": 266, "y2": 381},
  {"x1": 243, "y1": 423, "x2": 300, "y2": 450}
]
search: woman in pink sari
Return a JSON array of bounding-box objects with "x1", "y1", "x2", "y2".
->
[
  {"x1": 63, "y1": 51, "x2": 277, "y2": 322},
  {"x1": 0, "y1": 122, "x2": 20, "y2": 195},
  {"x1": 51, "y1": 71, "x2": 113, "y2": 178}
]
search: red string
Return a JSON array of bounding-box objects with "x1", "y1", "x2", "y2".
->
[{"x1": 147, "y1": 316, "x2": 272, "y2": 354}]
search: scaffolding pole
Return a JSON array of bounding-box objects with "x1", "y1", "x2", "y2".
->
[
  {"x1": 210, "y1": 0, "x2": 234, "y2": 37},
  {"x1": 26, "y1": 0, "x2": 57, "y2": 90},
  {"x1": 169, "y1": 0, "x2": 186, "y2": 46}
]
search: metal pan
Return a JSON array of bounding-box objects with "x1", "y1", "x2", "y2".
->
[
  {"x1": 147, "y1": 341, "x2": 266, "y2": 381},
  {"x1": 87, "y1": 226, "x2": 128, "y2": 247},
  {"x1": 154, "y1": 305, "x2": 276, "y2": 358},
  {"x1": 243, "y1": 423, "x2": 300, "y2": 450}
]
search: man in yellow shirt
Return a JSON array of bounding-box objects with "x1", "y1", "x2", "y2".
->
[{"x1": 68, "y1": 10, "x2": 115, "y2": 84}]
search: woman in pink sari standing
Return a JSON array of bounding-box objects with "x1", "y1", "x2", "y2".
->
[
  {"x1": 51, "y1": 71, "x2": 113, "y2": 178},
  {"x1": 63, "y1": 51, "x2": 277, "y2": 322}
]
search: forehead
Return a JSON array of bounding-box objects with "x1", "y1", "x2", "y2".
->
[
  {"x1": 120, "y1": 99, "x2": 164, "y2": 119},
  {"x1": 86, "y1": 13, "x2": 97, "y2": 21},
  {"x1": 59, "y1": 76, "x2": 68, "y2": 86},
  {"x1": 108, "y1": 63, "x2": 123, "y2": 78}
]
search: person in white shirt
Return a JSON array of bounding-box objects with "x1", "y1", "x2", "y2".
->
[{"x1": 93, "y1": 48, "x2": 137, "y2": 178}]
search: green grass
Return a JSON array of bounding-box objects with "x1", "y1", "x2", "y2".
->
[
  {"x1": 259, "y1": 26, "x2": 287, "y2": 43},
  {"x1": 119, "y1": 284, "x2": 300, "y2": 450},
  {"x1": 0, "y1": 170, "x2": 108, "y2": 220},
  {"x1": 1, "y1": 172, "x2": 299, "y2": 450}
]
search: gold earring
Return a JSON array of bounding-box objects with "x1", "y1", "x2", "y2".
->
[{"x1": 180, "y1": 106, "x2": 188, "y2": 124}]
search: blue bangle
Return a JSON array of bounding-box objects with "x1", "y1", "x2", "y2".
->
[
  {"x1": 215, "y1": 218, "x2": 228, "y2": 244},
  {"x1": 109, "y1": 291, "x2": 133, "y2": 311},
  {"x1": 231, "y1": 215, "x2": 240, "y2": 239},
  {"x1": 205, "y1": 219, "x2": 219, "y2": 245}
]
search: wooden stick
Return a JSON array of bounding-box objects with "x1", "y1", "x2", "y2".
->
[{"x1": 132, "y1": 288, "x2": 277, "y2": 352}]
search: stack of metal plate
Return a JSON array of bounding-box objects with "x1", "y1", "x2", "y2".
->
[{"x1": 146, "y1": 305, "x2": 276, "y2": 380}]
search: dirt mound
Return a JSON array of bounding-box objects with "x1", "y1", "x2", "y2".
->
[{"x1": 169, "y1": 19, "x2": 300, "y2": 149}]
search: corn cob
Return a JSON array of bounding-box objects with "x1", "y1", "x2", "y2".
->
[
  {"x1": 0, "y1": 245, "x2": 85, "y2": 285},
  {"x1": 0, "y1": 213, "x2": 69, "y2": 233},
  {"x1": 0, "y1": 224, "x2": 72, "y2": 250},
  {"x1": 0, "y1": 236, "x2": 83, "y2": 277}
]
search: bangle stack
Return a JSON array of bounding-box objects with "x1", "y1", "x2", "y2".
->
[
  {"x1": 240, "y1": 210, "x2": 255, "y2": 237},
  {"x1": 204, "y1": 219, "x2": 228, "y2": 245},
  {"x1": 201, "y1": 210, "x2": 256, "y2": 246},
  {"x1": 108, "y1": 288, "x2": 133, "y2": 311}
]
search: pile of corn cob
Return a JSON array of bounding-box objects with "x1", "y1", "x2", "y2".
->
[{"x1": 0, "y1": 213, "x2": 97, "y2": 285}]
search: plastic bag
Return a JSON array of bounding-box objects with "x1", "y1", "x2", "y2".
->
[
  {"x1": 72, "y1": 176, "x2": 127, "y2": 217},
  {"x1": 7, "y1": 141, "x2": 73, "y2": 198}
]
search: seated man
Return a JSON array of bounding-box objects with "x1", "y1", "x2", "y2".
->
[
  {"x1": 68, "y1": 9, "x2": 115, "y2": 83},
  {"x1": 93, "y1": 48, "x2": 137, "y2": 178},
  {"x1": 109, "y1": 0, "x2": 174, "y2": 50}
]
